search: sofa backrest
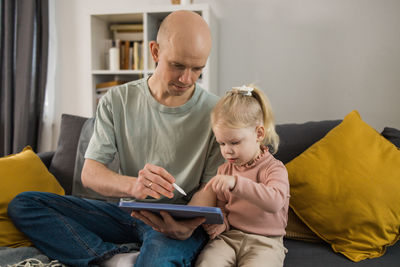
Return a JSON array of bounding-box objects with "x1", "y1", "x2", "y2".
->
[{"x1": 49, "y1": 114, "x2": 342, "y2": 197}]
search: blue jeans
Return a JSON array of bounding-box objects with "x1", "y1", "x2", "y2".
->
[{"x1": 8, "y1": 192, "x2": 208, "y2": 267}]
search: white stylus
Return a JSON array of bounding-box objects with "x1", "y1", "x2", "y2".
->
[{"x1": 173, "y1": 183, "x2": 187, "y2": 196}]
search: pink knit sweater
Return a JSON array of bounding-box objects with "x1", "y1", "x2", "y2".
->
[{"x1": 216, "y1": 147, "x2": 290, "y2": 237}]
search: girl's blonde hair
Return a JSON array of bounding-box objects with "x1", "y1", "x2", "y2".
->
[{"x1": 211, "y1": 85, "x2": 280, "y2": 154}]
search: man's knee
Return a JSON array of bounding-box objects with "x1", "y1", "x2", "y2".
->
[{"x1": 8, "y1": 191, "x2": 44, "y2": 220}]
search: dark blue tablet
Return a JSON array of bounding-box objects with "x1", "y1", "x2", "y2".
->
[{"x1": 118, "y1": 201, "x2": 224, "y2": 224}]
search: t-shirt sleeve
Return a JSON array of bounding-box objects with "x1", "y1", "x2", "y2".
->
[
  {"x1": 84, "y1": 94, "x2": 117, "y2": 165},
  {"x1": 200, "y1": 133, "x2": 225, "y2": 184}
]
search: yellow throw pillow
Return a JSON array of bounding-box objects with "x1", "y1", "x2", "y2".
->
[
  {"x1": 0, "y1": 146, "x2": 65, "y2": 247},
  {"x1": 286, "y1": 110, "x2": 400, "y2": 262}
]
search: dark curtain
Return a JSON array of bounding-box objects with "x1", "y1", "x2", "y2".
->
[{"x1": 0, "y1": 0, "x2": 49, "y2": 156}]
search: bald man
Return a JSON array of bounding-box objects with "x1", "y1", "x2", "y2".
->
[{"x1": 8, "y1": 10, "x2": 224, "y2": 267}]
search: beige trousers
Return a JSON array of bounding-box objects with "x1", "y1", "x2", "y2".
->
[{"x1": 195, "y1": 230, "x2": 287, "y2": 267}]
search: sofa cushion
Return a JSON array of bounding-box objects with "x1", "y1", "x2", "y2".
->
[
  {"x1": 283, "y1": 123, "x2": 400, "y2": 243},
  {"x1": 285, "y1": 208, "x2": 321, "y2": 242},
  {"x1": 0, "y1": 146, "x2": 65, "y2": 247},
  {"x1": 49, "y1": 114, "x2": 88, "y2": 194},
  {"x1": 381, "y1": 127, "x2": 400, "y2": 148},
  {"x1": 275, "y1": 120, "x2": 341, "y2": 164},
  {"x1": 286, "y1": 110, "x2": 400, "y2": 262},
  {"x1": 37, "y1": 151, "x2": 54, "y2": 169},
  {"x1": 284, "y1": 237, "x2": 400, "y2": 266},
  {"x1": 72, "y1": 117, "x2": 120, "y2": 202},
  {"x1": 280, "y1": 121, "x2": 400, "y2": 243}
]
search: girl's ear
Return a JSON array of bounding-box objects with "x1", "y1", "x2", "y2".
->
[{"x1": 255, "y1": 125, "x2": 265, "y2": 142}]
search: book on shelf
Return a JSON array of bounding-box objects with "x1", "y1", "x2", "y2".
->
[
  {"x1": 139, "y1": 42, "x2": 144, "y2": 70},
  {"x1": 96, "y1": 80, "x2": 126, "y2": 91},
  {"x1": 117, "y1": 39, "x2": 123, "y2": 70},
  {"x1": 133, "y1": 41, "x2": 139, "y2": 70},
  {"x1": 135, "y1": 41, "x2": 144, "y2": 70},
  {"x1": 111, "y1": 24, "x2": 143, "y2": 42},
  {"x1": 95, "y1": 80, "x2": 127, "y2": 105},
  {"x1": 128, "y1": 45, "x2": 133, "y2": 70},
  {"x1": 114, "y1": 40, "x2": 143, "y2": 70},
  {"x1": 102, "y1": 22, "x2": 144, "y2": 70},
  {"x1": 124, "y1": 41, "x2": 130, "y2": 70},
  {"x1": 113, "y1": 31, "x2": 143, "y2": 42},
  {"x1": 109, "y1": 24, "x2": 143, "y2": 32}
]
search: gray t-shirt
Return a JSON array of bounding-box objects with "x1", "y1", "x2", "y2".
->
[{"x1": 85, "y1": 78, "x2": 224, "y2": 204}]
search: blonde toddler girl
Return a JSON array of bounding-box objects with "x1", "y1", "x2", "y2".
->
[{"x1": 196, "y1": 85, "x2": 290, "y2": 267}]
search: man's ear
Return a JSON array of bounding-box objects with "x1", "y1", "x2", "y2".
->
[
  {"x1": 256, "y1": 125, "x2": 265, "y2": 142},
  {"x1": 149, "y1": 41, "x2": 159, "y2": 62}
]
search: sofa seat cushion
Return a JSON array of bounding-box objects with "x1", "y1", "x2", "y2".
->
[
  {"x1": 286, "y1": 110, "x2": 400, "y2": 262},
  {"x1": 284, "y1": 237, "x2": 400, "y2": 266},
  {"x1": 0, "y1": 146, "x2": 65, "y2": 247}
]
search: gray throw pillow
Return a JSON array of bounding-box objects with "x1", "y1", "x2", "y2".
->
[
  {"x1": 381, "y1": 127, "x2": 400, "y2": 148},
  {"x1": 275, "y1": 120, "x2": 342, "y2": 164},
  {"x1": 72, "y1": 117, "x2": 120, "y2": 202},
  {"x1": 49, "y1": 114, "x2": 88, "y2": 194}
]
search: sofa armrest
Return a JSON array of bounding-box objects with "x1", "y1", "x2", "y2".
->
[{"x1": 37, "y1": 151, "x2": 55, "y2": 170}]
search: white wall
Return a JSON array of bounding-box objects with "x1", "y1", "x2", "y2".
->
[
  {"x1": 210, "y1": 0, "x2": 400, "y2": 130},
  {"x1": 51, "y1": 0, "x2": 400, "y2": 148}
]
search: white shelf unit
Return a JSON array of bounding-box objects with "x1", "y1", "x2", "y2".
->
[{"x1": 90, "y1": 4, "x2": 218, "y2": 114}]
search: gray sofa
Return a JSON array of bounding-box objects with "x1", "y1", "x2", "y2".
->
[{"x1": 3, "y1": 114, "x2": 400, "y2": 266}]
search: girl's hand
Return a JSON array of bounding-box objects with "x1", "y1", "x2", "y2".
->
[
  {"x1": 204, "y1": 175, "x2": 236, "y2": 194},
  {"x1": 203, "y1": 223, "x2": 226, "y2": 239}
]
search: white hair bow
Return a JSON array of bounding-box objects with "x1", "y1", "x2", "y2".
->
[{"x1": 231, "y1": 85, "x2": 254, "y2": 96}]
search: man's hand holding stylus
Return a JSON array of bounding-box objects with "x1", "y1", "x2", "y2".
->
[{"x1": 133, "y1": 163, "x2": 175, "y2": 199}]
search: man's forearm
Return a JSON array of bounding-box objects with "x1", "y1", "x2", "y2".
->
[
  {"x1": 81, "y1": 159, "x2": 136, "y2": 197},
  {"x1": 188, "y1": 183, "x2": 217, "y2": 207}
]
